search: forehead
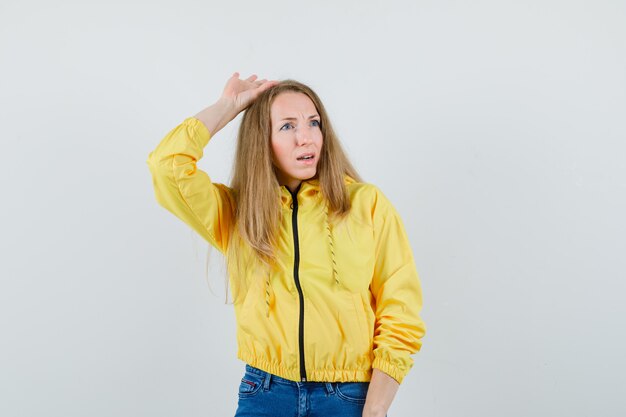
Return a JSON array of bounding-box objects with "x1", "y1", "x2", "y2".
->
[{"x1": 270, "y1": 92, "x2": 318, "y2": 118}]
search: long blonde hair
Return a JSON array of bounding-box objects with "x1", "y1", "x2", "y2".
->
[{"x1": 223, "y1": 80, "x2": 362, "y2": 302}]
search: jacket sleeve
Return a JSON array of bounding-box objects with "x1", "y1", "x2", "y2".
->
[
  {"x1": 146, "y1": 116, "x2": 235, "y2": 253},
  {"x1": 369, "y1": 186, "x2": 426, "y2": 385}
]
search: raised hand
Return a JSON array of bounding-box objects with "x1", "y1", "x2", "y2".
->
[
  {"x1": 221, "y1": 72, "x2": 279, "y2": 113},
  {"x1": 194, "y1": 72, "x2": 278, "y2": 136}
]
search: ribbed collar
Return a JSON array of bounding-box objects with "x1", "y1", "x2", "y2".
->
[{"x1": 279, "y1": 175, "x2": 356, "y2": 209}]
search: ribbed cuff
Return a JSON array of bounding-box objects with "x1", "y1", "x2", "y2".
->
[
  {"x1": 183, "y1": 116, "x2": 212, "y2": 148},
  {"x1": 371, "y1": 356, "x2": 410, "y2": 385}
]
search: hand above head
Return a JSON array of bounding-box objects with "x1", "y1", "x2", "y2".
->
[
  {"x1": 194, "y1": 72, "x2": 278, "y2": 136},
  {"x1": 221, "y1": 72, "x2": 279, "y2": 114}
]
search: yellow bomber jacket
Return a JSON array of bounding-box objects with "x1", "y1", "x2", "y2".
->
[{"x1": 146, "y1": 116, "x2": 426, "y2": 384}]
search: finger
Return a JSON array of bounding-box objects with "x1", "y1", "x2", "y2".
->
[
  {"x1": 232, "y1": 71, "x2": 240, "y2": 79},
  {"x1": 254, "y1": 79, "x2": 270, "y2": 87},
  {"x1": 245, "y1": 74, "x2": 258, "y2": 82},
  {"x1": 257, "y1": 80, "x2": 279, "y2": 92}
]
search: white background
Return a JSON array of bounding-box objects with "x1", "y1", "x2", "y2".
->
[{"x1": 1, "y1": 1, "x2": 625, "y2": 416}]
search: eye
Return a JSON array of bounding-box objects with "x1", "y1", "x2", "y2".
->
[
  {"x1": 280, "y1": 123, "x2": 293, "y2": 131},
  {"x1": 310, "y1": 119, "x2": 321, "y2": 127}
]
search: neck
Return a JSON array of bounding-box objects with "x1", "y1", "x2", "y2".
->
[{"x1": 284, "y1": 181, "x2": 302, "y2": 194}]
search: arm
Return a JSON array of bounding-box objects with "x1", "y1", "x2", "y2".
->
[
  {"x1": 363, "y1": 368, "x2": 399, "y2": 417},
  {"x1": 146, "y1": 116, "x2": 234, "y2": 252},
  {"x1": 364, "y1": 186, "x2": 427, "y2": 413},
  {"x1": 146, "y1": 73, "x2": 278, "y2": 252}
]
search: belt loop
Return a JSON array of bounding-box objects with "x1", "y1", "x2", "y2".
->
[
  {"x1": 325, "y1": 382, "x2": 335, "y2": 395},
  {"x1": 263, "y1": 371, "x2": 272, "y2": 391}
]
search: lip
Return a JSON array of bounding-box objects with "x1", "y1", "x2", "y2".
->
[
  {"x1": 296, "y1": 152, "x2": 315, "y2": 160},
  {"x1": 296, "y1": 152, "x2": 316, "y2": 165}
]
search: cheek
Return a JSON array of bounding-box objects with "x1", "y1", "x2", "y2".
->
[
  {"x1": 315, "y1": 132, "x2": 324, "y2": 148},
  {"x1": 271, "y1": 140, "x2": 290, "y2": 165}
]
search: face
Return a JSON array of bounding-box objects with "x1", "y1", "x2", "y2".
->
[{"x1": 270, "y1": 92, "x2": 323, "y2": 192}]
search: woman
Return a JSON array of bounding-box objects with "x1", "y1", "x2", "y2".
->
[{"x1": 146, "y1": 73, "x2": 426, "y2": 417}]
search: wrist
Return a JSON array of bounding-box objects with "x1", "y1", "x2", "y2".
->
[
  {"x1": 213, "y1": 96, "x2": 239, "y2": 121},
  {"x1": 194, "y1": 98, "x2": 239, "y2": 136},
  {"x1": 362, "y1": 405, "x2": 387, "y2": 417}
]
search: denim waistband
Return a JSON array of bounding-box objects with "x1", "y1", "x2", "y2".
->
[
  {"x1": 245, "y1": 364, "x2": 310, "y2": 385},
  {"x1": 244, "y1": 364, "x2": 369, "y2": 386}
]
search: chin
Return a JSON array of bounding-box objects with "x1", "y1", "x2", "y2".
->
[{"x1": 299, "y1": 170, "x2": 318, "y2": 180}]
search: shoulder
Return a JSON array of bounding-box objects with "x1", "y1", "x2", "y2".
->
[{"x1": 344, "y1": 177, "x2": 395, "y2": 217}]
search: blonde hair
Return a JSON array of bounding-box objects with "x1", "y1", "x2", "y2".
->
[{"x1": 223, "y1": 80, "x2": 362, "y2": 303}]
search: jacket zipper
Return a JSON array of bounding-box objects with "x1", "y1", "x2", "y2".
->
[{"x1": 289, "y1": 184, "x2": 307, "y2": 382}]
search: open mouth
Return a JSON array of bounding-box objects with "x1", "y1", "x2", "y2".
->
[{"x1": 297, "y1": 155, "x2": 315, "y2": 161}]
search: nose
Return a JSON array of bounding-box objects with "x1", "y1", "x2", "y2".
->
[{"x1": 295, "y1": 125, "x2": 313, "y2": 146}]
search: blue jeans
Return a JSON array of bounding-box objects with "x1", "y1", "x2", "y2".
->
[{"x1": 234, "y1": 364, "x2": 386, "y2": 417}]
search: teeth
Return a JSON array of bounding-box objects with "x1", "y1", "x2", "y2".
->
[{"x1": 298, "y1": 155, "x2": 313, "y2": 160}]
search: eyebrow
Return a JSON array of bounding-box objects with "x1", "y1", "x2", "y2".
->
[{"x1": 279, "y1": 115, "x2": 320, "y2": 122}]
